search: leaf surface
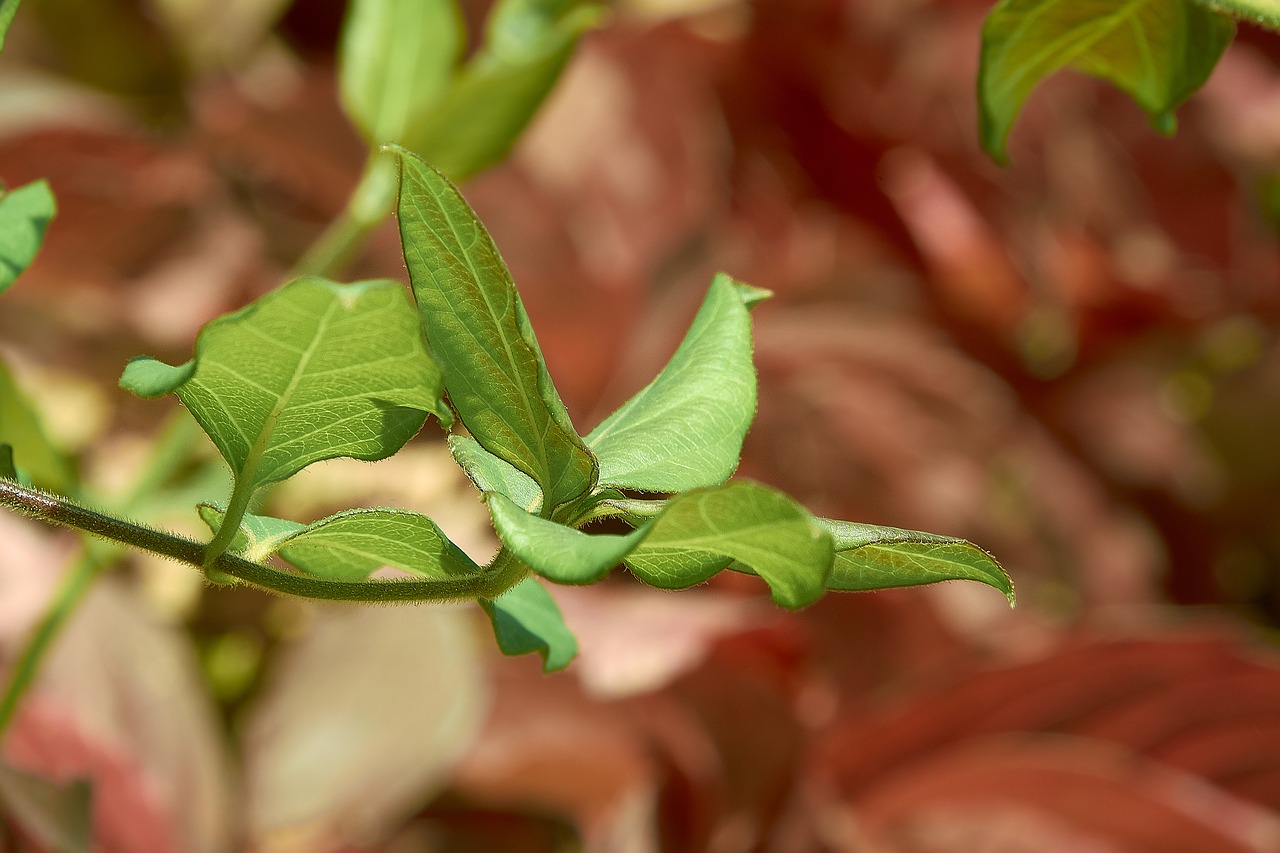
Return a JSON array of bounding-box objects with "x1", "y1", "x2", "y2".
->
[
  {"x1": 0, "y1": 179, "x2": 55, "y2": 294},
  {"x1": 979, "y1": 0, "x2": 1235, "y2": 161},
  {"x1": 394, "y1": 148, "x2": 596, "y2": 511},
  {"x1": 487, "y1": 491, "x2": 642, "y2": 584},
  {"x1": 449, "y1": 434, "x2": 543, "y2": 513},
  {"x1": 1192, "y1": 0, "x2": 1280, "y2": 29},
  {"x1": 339, "y1": 0, "x2": 463, "y2": 146},
  {"x1": 479, "y1": 576, "x2": 578, "y2": 671},
  {"x1": 0, "y1": 0, "x2": 18, "y2": 51},
  {"x1": 403, "y1": 0, "x2": 602, "y2": 180},
  {"x1": 199, "y1": 504, "x2": 481, "y2": 582},
  {"x1": 587, "y1": 274, "x2": 761, "y2": 493},
  {"x1": 625, "y1": 480, "x2": 834, "y2": 609}
]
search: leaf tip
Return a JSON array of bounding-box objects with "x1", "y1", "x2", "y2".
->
[{"x1": 118, "y1": 356, "x2": 194, "y2": 398}]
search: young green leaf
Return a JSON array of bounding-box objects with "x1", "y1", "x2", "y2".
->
[
  {"x1": 402, "y1": 0, "x2": 602, "y2": 180},
  {"x1": 120, "y1": 276, "x2": 447, "y2": 562},
  {"x1": 587, "y1": 274, "x2": 762, "y2": 493},
  {"x1": 0, "y1": 0, "x2": 19, "y2": 52},
  {"x1": 339, "y1": 0, "x2": 463, "y2": 147},
  {"x1": 0, "y1": 180, "x2": 55, "y2": 294},
  {"x1": 449, "y1": 434, "x2": 543, "y2": 514},
  {"x1": 199, "y1": 504, "x2": 482, "y2": 581},
  {"x1": 1194, "y1": 0, "x2": 1280, "y2": 29},
  {"x1": 624, "y1": 480, "x2": 834, "y2": 609},
  {"x1": 979, "y1": 0, "x2": 1235, "y2": 162},
  {"x1": 393, "y1": 147, "x2": 597, "y2": 511},
  {"x1": 0, "y1": 359, "x2": 76, "y2": 493},
  {"x1": 819, "y1": 520, "x2": 1015, "y2": 605},
  {"x1": 486, "y1": 490, "x2": 643, "y2": 584},
  {"x1": 479, "y1": 575, "x2": 578, "y2": 671}
]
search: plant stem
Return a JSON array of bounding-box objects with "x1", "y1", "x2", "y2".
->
[
  {"x1": 290, "y1": 149, "x2": 399, "y2": 280},
  {"x1": 0, "y1": 549, "x2": 98, "y2": 737},
  {"x1": 0, "y1": 478, "x2": 526, "y2": 603}
]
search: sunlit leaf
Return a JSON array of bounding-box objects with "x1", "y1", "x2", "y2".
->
[
  {"x1": 979, "y1": 0, "x2": 1235, "y2": 162},
  {"x1": 0, "y1": 359, "x2": 76, "y2": 493},
  {"x1": 487, "y1": 490, "x2": 642, "y2": 584},
  {"x1": 393, "y1": 148, "x2": 597, "y2": 511},
  {"x1": 479, "y1": 575, "x2": 578, "y2": 671},
  {"x1": 339, "y1": 0, "x2": 463, "y2": 146},
  {"x1": 0, "y1": 179, "x2": 55, "y2": 294},
  {"x1": 625, "y1": 480, "x2": 834, "y2": 609},
  {"x1": 587, "y1": 274, "x2": 764, "y2": 493},
  {"x1": 198, "y1": 504, "x2": 481, "y2": 581},
  {"x1": 1193, "y1": 0, "x2": 1280, "y2": 29},
  {"x1": 449, "y1": 434, "x2": 543, "y2": 514},
  {"x1": 403, "y1": 0, "x2": 602, "y2": 180}
]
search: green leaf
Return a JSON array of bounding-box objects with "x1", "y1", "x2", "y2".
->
[
  {"x1": 0, "y1": 358, "x2": 76, "y2": 492},
  {"x1": 0, "y1": 0, "x2": 19, "y2": 52},
  {"x1": 339, "y1": 0, "x2": 464, "y2": 147},
  {"x1": 393, "y1": 148, "x2": 597, "y2": 511},
  {"x1": 978, "y1": 0, "x2": 1235, "y2": 162},
  {"x1": 0, "y1": 762, "x2": 91, "y2": 853},
  {"x1": 479, "y1": 575, "x2": 578, "y2": 671},
  {"x1": 625, "y1": 480, "x2": 834, "y2": 609},
  {"x1": 0, "y1": 179, "x2": 55, "y2": 294},
  {"x1": 402, "y1": 0, "x2": 602, "y2": 180},
  {"x1": 816, "y1": 520, "x2": 1016, "y2": 605},
  {"x1": 121, "y1": 276, "x2": 446, "y2": 493},
  {"x1": 1193, "y1": 0, "x2": 1280, "y2": 30},
  {"x1": 487, "y1": 490, "x2": 642, "y2": 584},
  {"x1": 587, "y1": 273, "x2": 762, "y2": 493},
  {"x1": 198, "y1": 504, "x2": 481, "y2": 582},
  {"x1": 449, "y1": 434, "x2": 543, "y2": 514}
]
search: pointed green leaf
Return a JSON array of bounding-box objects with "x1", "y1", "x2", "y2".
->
[
  {"x1": 979, "y1": 0, "x2": 1235, "y2": 162},
  {"x1": 817, "y1": 520, "x2": 1015, "y2": 605},
  {"x1": 120, "y1": 276, "x2": 448, "y2": 494},
  {"x1": 118, "y1": 356, "x2": 195, "y2": 398},
  {"x1": 0, "y1": 762, "x2": 91, "y2": 853},
  {"x1": 449, "y1": 434, "x2": 543, "y2": 513},
  {"x1": 199, "y1": 504, "x2": 481, "y2": 581},
  {"x1": 339, "y1": 0, "x2": 464, "y2": 146},
  {"x1": 479, "y1": 576, "x2": 578, "y2": 671},
  {"x1": 0, "y1": 0, "x2": 19, "y2": 53},
  {"x1": 1193, "y1": 0, "x2": 1280, "y2": 30},
  {"x1": 487, "y1": 490, "x2": 642, "y2": 584},
  {"x1": 625, "y1": 480, "x2": 834, "y2": 609},
  {"x1": 0, "y1": 179, "x2": 55, "y2": 294},
  {"x1": 393, "y1": 148, "x2": 597, "y2": 510},
  {"x1": 0, "y1": 359, "x2": 76, "y2": 492},
  {"x1": 403, "y1": 0, "x2": 603, "y2": 180},
  {"x1": 587, "y1": 274, "x2": 761, "y2": 493}
]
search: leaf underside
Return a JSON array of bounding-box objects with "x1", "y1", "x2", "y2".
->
[{"x1": 479, "y1": 576, "x2": 578, "y2": 672}]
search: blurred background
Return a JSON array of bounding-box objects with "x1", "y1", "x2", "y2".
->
[{"x1": 2, "y1": 0, "x2": 1280, "y2": 849}]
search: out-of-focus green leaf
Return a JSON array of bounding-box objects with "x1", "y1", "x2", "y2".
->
[
  {"x1": 393, "y1": 148, "x2": 597, "y2": 512},
  {"x1": 339, "y1": 0, "x2": 463, "y2": 146},
  {"x1": 1193, "y1": 0, "x2": 1280, "y2": 29},
  {"x1": 487, "y1": 490, "x2": 642, "y2": 584},
  {"x1": 479, "y1": 575, "x2": 578, "y2": 671},
  {"x1": 403, "y1": 0, "x2": 603, "y2": 180},
  {"x1": 587, "y1": 274, "x2": 763, "y2": 493},
  {"x1": 0, "y1": 762, "x2": 91, "y2": 853},
  {"x1": 449, "y1": 435, "x2": 543, "y2": 514},
  {"x1": 198, "y1": 504, "x2": 481, "y2": 582},
  {"x1": 0, "y1": 180, "x2": 55, "y2": 294},
  {"x1": 979, "y1": 0, "x2": 1235, "y2": 162},
  {"x1": 0, "y1": 0, "x2": 19, "y2": 51},
  {"x1": 0, "y1": 359, "x2": 76, "y2": 493},
  {"x1": 625, "y1": 480, "x2": 834, "y2": 609}
]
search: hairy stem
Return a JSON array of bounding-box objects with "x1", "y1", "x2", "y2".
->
[{"x1": 0, "y1": 478, "x2": 526, "y2": 602}]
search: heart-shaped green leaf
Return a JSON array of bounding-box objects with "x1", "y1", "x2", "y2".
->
[
  {"x1": 624, "y1": 480, "x2": 834, "y2": 609},
  {"x1": 199, "y1": 504, "x2": 482, "y2": 581},
  {"x1": 393, "y1": 147, "x2": 597, "y2": 512},
  {"x1": 449, "y1": 434, "x2": 543, "y2": 514},
  {"x1": 479, "y1": 575, "x2": 578, "y2": 671},
  {"x1": 587, "y1": 274, "x2": 764, "y2": 493},
  {"x1": 0, "y1": 179, "x2": 55, "y2": 294},
  {"x1": 818, "y1": 519, "x2": 1015, "y2": 605},
  {"x1": 339, "y1": 0, "x2": 463, "y2": 147},
  {"x1": 979, "y1": 0, "x2": 1235, "y2": 162},
  {"x1": 402, "y1": 0, "x2": 603, "y2": 180},
  {"x1": 120, "y1": 276, "x2": 447, "y2": 561}
]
